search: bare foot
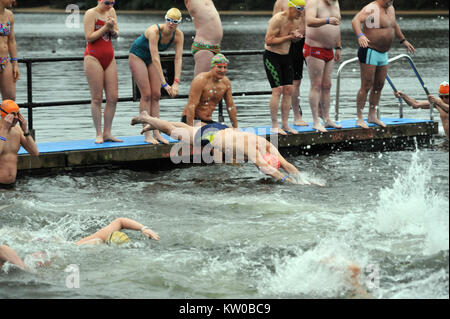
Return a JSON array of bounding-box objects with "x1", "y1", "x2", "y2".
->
[
  {"x1": 154, "y1": 131, "x2": 169, "y2": 145},
  {"x1": 270, "y1": 127, "x2": 287, "y2": 135},
  {"x1": 367, "y1": 117, "x2": 386, "y2": 127},
  {"x1": 95, "y1": 135, "x2": 104, "y2": 144},
  {"x1": 282, "y1": 126, "x2": 299, "y2": 134},
  {"x1": 131, "y1": 111, "x2": 151, "y2": 126},
  {"x1": 144, "y1": 135, "x2": 159, "y2": 144},
  {"x1": 141, "y1": 125, "x2": 155, "y2": 134},
  {"x1": 356, "y1": 119, "x2": 369, "y2": 129},
  {"x1": 293, "y1": 119, "x2": 309, "y2": 126},
  {"x1": 313, "y1": 123, "x2": 328, "y2": 133},
  {"x1": 103, "y1": 135, "x2": 123, "y2": 143},
  {"x1": 324, "y1": 120, "x2": 342, "y2": 129}
]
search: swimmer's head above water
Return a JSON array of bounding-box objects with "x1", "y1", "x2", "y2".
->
[
  {"x1": 1, "y1": 99, "x2": 20, "y2": 118},
  {"x1": 106, "y1": 231, "x2": 130, "y2": 245}
]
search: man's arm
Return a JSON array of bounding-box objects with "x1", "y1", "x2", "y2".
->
[
  {"x1": 265, "y1": 15, "x2": 293, "y2": 46},
  {"x1": 306, "y1": 0, "x2": 340, "y2": 27},
  {"x1": 352, "y1": 5, "x2": 371, "y2": 48},
  {"x1": 395, "y1": 91, "x2": 430, "y2": 109},
  {"x1": 394, "y1": 21, "x2": 415, "y2": 54},
  {"x1": 223, "y1": 79, "x2": 238, "y2": 128},
  {"x1": 183, "y1": 76, "x2": 204, "y2": 126},
  {"x1": 272, "y1": 0, "x2": 283, "y2": 15},
  {"x1": 17, "y1": 113, "x2": 38, "y2": 156}
]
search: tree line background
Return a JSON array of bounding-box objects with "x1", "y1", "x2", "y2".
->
[{"x1": 16, "y1": 0, "x2": 450, "y2": 11}]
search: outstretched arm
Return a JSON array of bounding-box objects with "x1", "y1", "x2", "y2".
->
[
  {"x1": 76, "y1": 218, "x2": 160, "y2": 245},
  {"x1": 395, "y1": 91, "x2": 430, "y2": 109},
  {"x1": 0, "y1": 245, "x2": 27, "y2": 270}
]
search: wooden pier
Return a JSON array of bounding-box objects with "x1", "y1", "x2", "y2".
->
[{"x1": 17, "y1": 118, "x2": 438, "y2": 175}]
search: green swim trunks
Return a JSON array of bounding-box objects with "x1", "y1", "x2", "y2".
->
[{"x1": 191, "y1": 42, "x2": 221, "y2": 55}]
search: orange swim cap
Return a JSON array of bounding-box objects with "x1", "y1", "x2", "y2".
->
[
  {"x1": 439, "y1": 81, "x2": 449, "y2": 95},
  {"x1": 1, "y1": 100, "x2": 20, "y2": 118},
  {"x1": 263, "y1": 153, "x2": 281, "y2": 170}
]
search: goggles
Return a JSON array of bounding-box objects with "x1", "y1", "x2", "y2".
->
[
  {"x1": 289, "y1": 1, "x2": 305, "y2": 11},
  {"x1": 103, "y1": 1, "x2": 115, "y2": 6},
  {"x1": 165, "y1": 16, "x2": 181, "y2": 25}
]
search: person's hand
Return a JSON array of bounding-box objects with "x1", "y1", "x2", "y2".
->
[
  {"x1": 328, "y1": 17, "x2": 340, "y2": 25},
  {"x1": 17, "y1": 113, "x2": 28, "y2": 133},
  {"x1": 334, "y1": 49, "x2": 341, "y2": 62},
  {"x1": 394, "y1": 91, "x2": 403, "y2": 99},
  {"x1": 163, "y1": 84, "x2": 175, "y2": 98},
  {"x1": 171, "y1": 82, "x2": 179, "y2": 97},
  {"x1": 427, "y1": 94, "x2": 437, "y2": 104},
  {"x1": 142, "y1": 228, "x2": 160, "y2": 241},
  {"x1": 358, "y1": 35, "x2": 370, "y2": 48},
  {"x1": 12, "y1": 63, "x2": 20, "y2": 82},
  {"x1": 3, "y1": 113, "x2": 16, "y2": 130},
  {"x1": 105, "y1": 17, "x2": 115, "y2": 30},
  {"x1": 403, "y1": 40, "x2": 415, "y2": 54}
]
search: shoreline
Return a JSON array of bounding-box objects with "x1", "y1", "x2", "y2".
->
[{"x1": 12, "y1": 6, "x2": 450, "y2": 16}]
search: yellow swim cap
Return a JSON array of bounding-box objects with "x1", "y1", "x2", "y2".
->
[
  {"x1": 166, "y1": 8, "x2": 182, "y2": 21},
  {"x1": 106, "y1": 231, "x2": 130, "y2": 245},
  {"x1": 288, "y1": 0, "x2": 306, "y2": 7}
]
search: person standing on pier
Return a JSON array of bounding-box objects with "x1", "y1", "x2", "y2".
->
[
  {"x1": 84, "y1": 0, "x2": 122, "y2": 144},
  {"x1": 0, "y1": 100, "x2": 38, "y2": 187},
  {"x1": 394, "y1": 81, "x2": 449, "y2": 141},
  {"x1": 264, "y1": 0, "x2": 304, "y2": 135},
  {"x1": 352, "y1": 0, "x2": 415, "y2": 129},
  {"x1": 273, "y1": 0, "x2": 308, "y2": 127},
  {"x1": 304, "y1": 0, "x2": 342, "y2": 133},
  {"x1": 129, "y1": 8, "x2": 184, "y2": 145},
  {"x1": 185, "y1": 0, "x2": 223, "y2": 77},
  {"x1": 0, "y1": 0, "x2": 19, "y2": 101}
]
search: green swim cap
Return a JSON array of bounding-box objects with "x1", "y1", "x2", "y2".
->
[
  {"x1": 106, "y1": 231, "x2": 130, "y2": 245},
  {"x1": 210, "y1": 53, "x2": 229, "y2": 69}
]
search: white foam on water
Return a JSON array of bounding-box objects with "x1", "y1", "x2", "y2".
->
[{"x1": 373, "y1": 150, "x2": 449, "y2": 255}]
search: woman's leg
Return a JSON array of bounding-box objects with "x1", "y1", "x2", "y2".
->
[
  {"x1": 0, "y1": 61, "x2": 17, "y2": 101},
  {"x1": 148, "y1": 63, "x2": 169, "y2": 144},
  {"x1": 84, "y1": 56, "x2": 105, "y2": 143},
  {"x1": 103, "y1": 58, "x2": 122, "y2": 142}
]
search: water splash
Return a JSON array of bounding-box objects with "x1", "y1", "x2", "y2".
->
[{"x1": 373, "y1": 150, "x2": 449, "y2": 255}]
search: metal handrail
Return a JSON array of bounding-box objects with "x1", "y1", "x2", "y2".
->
[
  {"x1": 335, "y1": 54, "x2": 434, "y2": 121},
  {"x1": 17, "y1": 50, "x2": 270, "y2": 137}
]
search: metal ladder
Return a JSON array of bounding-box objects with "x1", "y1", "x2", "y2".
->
[{"x1": 335, "y1": 54, "x2": 434, "y2": 122}]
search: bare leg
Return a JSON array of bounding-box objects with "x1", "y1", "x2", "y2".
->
[
  {"x1": 193, "y1": 50, "x2": 215, "y2": 77},
  {"x1": 292, "y1": 79, "x2": 308, "y2": 126},
  {"x1": 367, "y1": 65, "x2": 388, "y2": 127},
  {"x1": 84, "y1": 56, "x2": 105, "y2": 143},
  {"x1": 320, "y1": 60, "x2": 341, "y2": 129},
  {"x1": 0, "y1": 245, "x2": 26, "y2": 270},
  {"x1": 270, "y1": 87, "x2": 287, "y2": 135},
  {"x1": 148, "y1": 63, "x2": 169, "y2": 144},
  {"x1": 0, "y1": 62, "x2": 16, "y2": 100},
  {"x1": 103, "y1": 58, "x2": 122, "y2": 142},
  {"x1": 281, "y1": 85, "x2": 298, "y2": 134},
  {"x1": 356, "y1": 63, "x2": 376, "y2": 128},
  {"x1": 306, "y1": 56, "x2": 327, "y2": 132}
]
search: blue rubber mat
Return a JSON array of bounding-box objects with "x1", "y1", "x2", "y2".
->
[{"x1": 18, "y1": 118, "x2": 433, "y2": 155}]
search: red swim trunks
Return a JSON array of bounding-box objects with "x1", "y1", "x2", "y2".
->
[
  {"x1": 84, "y1": 19, "x2": 114, "y2": 70},
  {"x1": 303, "y1": 43, "x2": 334, "y2": 63}
]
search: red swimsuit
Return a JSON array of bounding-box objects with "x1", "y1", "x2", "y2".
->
[
  {"x1": 303, "y1": 43, "x2": 334, "y2": 63},
  {"x1": 84, "y1": 20, "x2": 114, "y2": 70}
]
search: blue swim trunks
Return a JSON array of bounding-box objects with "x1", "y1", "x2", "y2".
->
[{"x1": 358, "y1": 47, "x2": 389, "y2": 67}]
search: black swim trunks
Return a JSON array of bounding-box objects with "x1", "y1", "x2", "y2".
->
[
  {"x1": 194, "y1": 123, "x2": 229, "y2": 147},
  {"x1": 289, "y1": 38, "x2": 306, "y2": 81},
  {"x1": 181, "y1": 116, "x2": 216, "y2": 125},
  {"x1": 263, "y1": 50, "x2": 294, "y2": 89}
]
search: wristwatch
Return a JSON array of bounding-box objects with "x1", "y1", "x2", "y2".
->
[
  {"x1": 24, "y1": 131, "x2": 31, "y2": 137},
  {"x1": 335, "y1": 46, "x2": 342, "y2": 50}
]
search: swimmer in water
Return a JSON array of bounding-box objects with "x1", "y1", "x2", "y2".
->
[{"x1": 1, "y1": 218, "x2": 159, "y2": 271}]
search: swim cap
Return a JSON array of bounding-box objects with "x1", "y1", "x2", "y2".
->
[
  {"x1": 1, "y1": 100, "x2": 20, "y2": 118},
  {"x1": 166, "y1": 8, "x2": 182, "y2": 21},
  {"x1": 263, "y1": 153, "x2": 281, "y2": 170},
  {"x1": 210, "y1": 53, "x2": 229, "y2": 69},
  {"x1": 439, "y1": 81, "x2": 449, "y2": 95},
  {"x1": 106, "y1": 231, "x2": 130, "y2": 245},
  {"x1": 288, "y1": 0, "x2": 306, "y2": 7}
]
